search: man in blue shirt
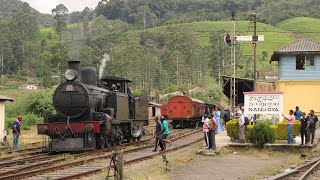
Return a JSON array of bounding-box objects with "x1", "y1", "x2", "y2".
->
[
  {"x1": 153, "y1": 116, "x2": 162, "y2": 152},
  {"x1": 13, "y1": 115, "x2": 22, "y2": 151},
  {"x1": 294, "y1": 106, "x2": 302, "y2": 121},
  {"x1": 159, "y1": 116, "x2": 170, "y2": 151}
]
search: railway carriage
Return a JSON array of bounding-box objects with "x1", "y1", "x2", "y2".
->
[
  {"x1": 37, "y1": 60, "x2": 148, "y2": 152},
  {"x1": 167, "y1": 96, "x2": 206, "y2": 128}
]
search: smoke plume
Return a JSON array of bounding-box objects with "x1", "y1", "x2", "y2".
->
[{"x1": 99, "y1": 53, "x2": 110, "y2": 79}]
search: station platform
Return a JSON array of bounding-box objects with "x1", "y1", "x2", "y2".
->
[{"x1": 214, "y1": 128, "x2": 320, "y2": 151}]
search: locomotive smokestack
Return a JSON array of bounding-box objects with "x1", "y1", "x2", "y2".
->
[{"x1": 67, "y1": 60, "x2": 80, "y2": 72}]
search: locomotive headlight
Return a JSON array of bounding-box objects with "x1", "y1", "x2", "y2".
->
[{"x1": 64, "y1": 69, "x2": 77, "y2": 81}]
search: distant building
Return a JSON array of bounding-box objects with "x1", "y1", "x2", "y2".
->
[
  {"x1": 18, "y1": 84, "x2": 38, "y2": 90},
  {"x1": 148, "y1": 102, "x2": 162, "y2": 120},
  {"x1": 270, "y1": 38, "x2": 320, "y2": 114},
  {"x1": 257, "y1": 71, "x2": 278, "y2": 80}
]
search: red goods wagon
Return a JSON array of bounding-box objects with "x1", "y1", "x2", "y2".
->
[
  {"x1": 161, "y1": 104, "x2": 168, "y2": 117},
  {"x1": 167, "y1": 96, "x2": 205, "y2": 128}
]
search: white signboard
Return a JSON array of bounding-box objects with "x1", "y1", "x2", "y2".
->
[
  {"x1": 236, "y1": 35, "x2": 264, "y2": 42},
  {"x1": 244, "y1": 92, "x2": 283, "y2": 115}
]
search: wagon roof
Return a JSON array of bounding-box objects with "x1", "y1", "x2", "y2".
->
[{"x1": 169, "y1": 96, "x2": 204, "y2": 104}]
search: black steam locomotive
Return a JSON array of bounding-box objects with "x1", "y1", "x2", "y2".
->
[{"x1": 37, "y1": 61, "x2": 148, "y2": 152}]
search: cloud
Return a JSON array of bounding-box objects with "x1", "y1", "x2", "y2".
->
[{"x1": 21, "y1": 0, "x2": 100, "y2": 14}]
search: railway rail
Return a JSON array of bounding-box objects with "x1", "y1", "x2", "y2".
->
[
  {"x1": 0, "y1": 129, "x2": 191, "y2": 179},
  {"x1": 0, "y1": 142, "x2": 42, "y2": 154},
  {"x1": 266, "y1": 158, "x2": 320, "y2": 180},
  {"x1": 0, "y1": 131, "x2": 202, "y2": 179}
]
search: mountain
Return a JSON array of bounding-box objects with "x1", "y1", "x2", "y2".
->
[{"x1": 0, "y1": 0, "x2": 53, "y2": 27}]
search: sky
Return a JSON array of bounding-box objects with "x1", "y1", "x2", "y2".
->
[{"x1": 20, "y1": 0, "x2": 101, "y2": 14}]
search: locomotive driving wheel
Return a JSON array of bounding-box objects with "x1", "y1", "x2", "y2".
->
[{"x1": 99, "y1": 135, "x2": 106, "y2": 148}]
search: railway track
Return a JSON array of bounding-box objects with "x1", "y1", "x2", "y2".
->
[
  {"x1": 0, "y1": 142, "x2": 42, "y2": 154},
  {"x1": 0, "y1": 129, "x2": 191, "y2": 179},
  {"x1": 266, "y1": 158, "x2": 320, "y2": 180},
  {"x1": 0, "y1": 131, "x2": 202, "y2": 179}
]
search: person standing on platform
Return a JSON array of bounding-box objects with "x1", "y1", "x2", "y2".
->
[
  {"x1": 202, "y1": 114, "x2": 210, "y2": 148},
  {"x1": 208, "y1": 114, "x2": 217, "y2": 150},
  {"x1": 12, "y1": 115, "x2": 22, "y2": 151},
  {"x1": 300, "y1": 112, "x2": 309, "y2": 145},
  {"x1": 294, "y1": 106, "x2": 302, "y2": 121},
  {"x1": 153, "y1": 116, "x2": 162, "y2": 152},
  {"x1": 237, "y1": 110, "x2": 246, "y2": 143},
  {"x1": 282, "y1": 110, "x2": 295, "y2": 144},
  {"x1": 213, "y1": 107, "x2": 224, "y2": 133},
  {"x1": 308, "y1": 110, "x2": 318, "y2": 144}
]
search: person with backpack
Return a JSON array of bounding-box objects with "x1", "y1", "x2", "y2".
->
[
  {"x1": 237, "y1": 110, "x2": 246, "y2": 143},
  {"x1": 307, "y1": 110, "x2": 318, "y2": 144},
  {"x1": 208, "y1": 114, "x2": 218, "y2": 150}
]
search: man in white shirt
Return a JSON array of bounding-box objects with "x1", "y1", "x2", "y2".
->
[{"x1": 237, "y1": 110, "x2": 246, "y2": 143}]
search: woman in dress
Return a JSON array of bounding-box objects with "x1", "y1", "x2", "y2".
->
[{"x1": 213, "y1": 106, "x2": 224, "y2": 133}]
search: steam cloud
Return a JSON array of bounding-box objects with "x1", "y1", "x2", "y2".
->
[{"x1": 99, "y1": 53, "x2": 110, "y2": 79}]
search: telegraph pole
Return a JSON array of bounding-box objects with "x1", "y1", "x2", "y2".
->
[
  {"x1": 231, "y1": 12, "x2": 236, "y2": 114},
  {"x1": 252, "y1": 12, "x2": 257, "y2": 91}
]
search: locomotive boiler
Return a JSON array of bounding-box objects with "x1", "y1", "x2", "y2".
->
[{"x1": 37, "y1": 60, "x2": 148, "y2": 152}]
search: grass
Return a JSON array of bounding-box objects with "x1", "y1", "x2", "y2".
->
[
  {"x1": 123, "y1": 142, "x2": 202, "y2": 180},
  {"x1": 2, "y1": 126, "x2": 43, "y2": 154},
  {"x1": 276, "y1": 17, "x2": 320, "y2": 33}
]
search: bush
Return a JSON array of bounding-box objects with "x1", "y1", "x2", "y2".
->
[
  {"x1": 249, "y1": 123, "x2": 275, "y2": 148},
  {"x1": 226, "y1": 119, "x2": 301, "y2": 141},
  {"x1": 274, "y1": 120, "x2": 300, "y2": 140},
  {"x1": 5, "y1": 114, "x2": 42, "y2": 130},
  {"x1": 23, "y1": 89, "x2": 54, "y2": 117}
]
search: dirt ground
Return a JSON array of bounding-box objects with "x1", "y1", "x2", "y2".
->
[{"x1": 173, "y1": 154, "x2": 285, "y2": 180}]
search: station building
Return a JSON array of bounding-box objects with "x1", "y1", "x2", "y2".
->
[
  {"x1": 0, "y1": 95, "x2": 14, "y2": 143},
  {"x1": 270, "y1": 38, "x2": 320, "y2": 114}
]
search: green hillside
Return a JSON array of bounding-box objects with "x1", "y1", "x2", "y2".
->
[
  {"x1": 38, "y1": 17, "x2": 320, "y2": 77},
  {"x1": 276, "y1": 17, "x2": 320, "y2": 42}
]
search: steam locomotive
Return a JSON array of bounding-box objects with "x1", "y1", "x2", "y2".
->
[{"x1": 37, "y1": 60, "x2": 148, "y2": 152}]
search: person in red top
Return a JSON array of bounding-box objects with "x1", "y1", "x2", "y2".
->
[{"x1": 282, "y1": 110, "x2": 295, "y2": 144}]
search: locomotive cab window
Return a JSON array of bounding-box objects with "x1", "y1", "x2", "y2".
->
[{"x1": 296, "y1": 55, "x2": 315, "y2": 70}]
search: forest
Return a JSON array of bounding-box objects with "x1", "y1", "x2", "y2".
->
[{"x1": 0, "y1": 0, "x2": 320, "y2": 101}]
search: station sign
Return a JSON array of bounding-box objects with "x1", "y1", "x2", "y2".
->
[{"x1": 243, "y1": 92, "x2": 283, "y2": 115}]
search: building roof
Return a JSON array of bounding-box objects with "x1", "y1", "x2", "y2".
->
[
  {"x1": 271, "y1": 39, "x2": 320, "y2": 62},
  {"x1": 149, "y1": 102, "x2": 162, "y2": 107},
  {"x1": 0, "y1": 95, "x2": 14, "y2": 102}
]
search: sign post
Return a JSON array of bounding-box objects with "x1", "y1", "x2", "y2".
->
[{"x1": 244, "y1": 92, "x2": 284, "y2": 124}]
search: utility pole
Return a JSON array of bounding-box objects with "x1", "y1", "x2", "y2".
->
[
  {"x1": 252, "y1": 12, "x2": 257, "y2": 91},
  {"x1": 231, "y1": 12, "x2": 236, "y2": 114}
]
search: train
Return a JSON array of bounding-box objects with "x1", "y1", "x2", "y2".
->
[
  {"x1": 37, "y1": 60, "x2": 148, "y2": 152},
  {"x1": 161, "y1": 96, "x2": 215, "y2": 128}
]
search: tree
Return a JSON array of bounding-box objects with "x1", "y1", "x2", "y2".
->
[{"x1": 52, "y1": 4, "x2": 68, "y2": 40}]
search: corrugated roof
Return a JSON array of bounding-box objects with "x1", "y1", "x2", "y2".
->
[
  {"x1": 276, "y1": 39, "x2": 320, "y2": 53},
  {"x1": 0, "y1": 95, "x2": 14, "y2": 102},
  {"x1": 270, "y1": 39, "x2": 320, "y2": 62}
]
